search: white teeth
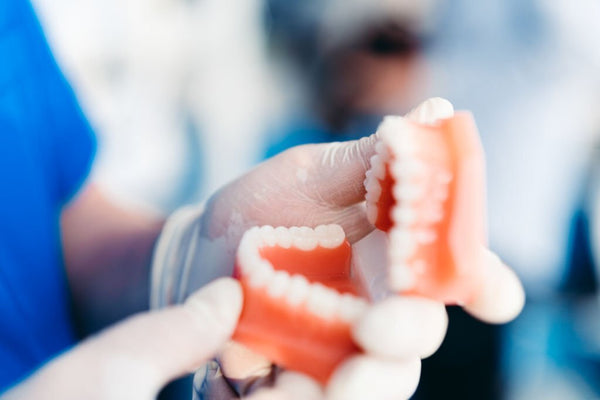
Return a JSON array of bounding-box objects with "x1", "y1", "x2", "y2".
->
[
  {"x1": 306, "y1": 284, "x2": 335, "y2": 318},
  {"x1": 267, "y1": 270, "x2": 291, "y2": 298},
  {"x1": 391, "y1": 158, "x2": 427, "y2": 180},
  {"x1": 405, "y1": 97, "x2": 455, "y2": 125},
  {"x1": 366, "y1": 205, "x2": 379, "y2": 225},
  {"x1": 393, "y1": 183, "x2": 424, "y2": 201},
  {"x1": 339, "y1": 294, "x2": 368, "y2": 322},
  {"x1": 259, "y1": 225, "x2": 277, "y2": 247},
  {"x1": 315, "y1": 224, "x2": 345, "y2": 248},
  {"x1": 389, "y1": 228, "x2": 416, "y2": 261},
  {"x1": 274, "y1": 226, "x2": 292, "y2": 248},
  {"x1": 371, "y1": 156, "x2": 386, "y2": 180},
  {"x1": 365, "y1": 178, "x2": 382, "y2": 202},
  {"x1": 422, "y1": 204, "x2": 444, "y2": 223},
  {"x1": 392, "y1": 206, "x2": 416, "y2": 225},
  {"x1": 389, "y1": 264, "x2": 416, "y2": 291},
  {"x1": 415, "y1": 229, "x2": 437, "y2": 244},
  {"x1": 239, "y1": 224, "x2": 368, "y2": 323},
  {"x1": 307, "y1": 284, "x2": 341, "y2": 320},
  {"x1": 286, "y1": 274, "x2": 311, "y2": 306},
  {"x1": 248, "y1": 260, "x2": 276, "y2": 288}
]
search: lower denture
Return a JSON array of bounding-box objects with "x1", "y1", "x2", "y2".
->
[{"x1": 232, "y1": 225, "x2": 368, "y2": 383}]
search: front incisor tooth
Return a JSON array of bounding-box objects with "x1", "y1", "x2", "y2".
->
[
  {"x1": 339, "y1": 294, "x2": 368, "y2": 322},
  {"x1": 267, "y1": 270, "x2": 291, "y2": 298},
  {"x1": 274, "y1": 226, "x2": 292, "y2": 248},
  {"x1": 286, "y1": 274, "x2": 311, "y2": 306},
  {"x1": 248, "y1": 260, "x2": 275, "y2": 288},
  {"x1": 389, "y1": 264, "x2": 417, "y2": 291}
]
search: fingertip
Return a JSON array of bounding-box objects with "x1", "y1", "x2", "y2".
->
[
  {"x1": 327, "y1": 356, "x2": 421, "y2": 400},
  {"x1": 464, "y1": 249, "x2": 525, "y2": 324},
  {"x1": 184, "y1": 277, "x2": 243, "y2": 336},
  {"x1": 352, "y1": 297, "x2": 448, "y2": 360}
]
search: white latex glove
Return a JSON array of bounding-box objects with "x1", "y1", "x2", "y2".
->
[
  {"x1": 2, "y1": 278, "x2": 242, "y2": 400},
  {"x1": 151, "y1": 98, "x2": 525, "y2": 399}
]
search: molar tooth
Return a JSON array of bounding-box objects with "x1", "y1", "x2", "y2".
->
[
  {"x1": 339, "y1": 294, "x2": 368, "y2": 322},
  {"x1": 286, "y1": 274, "x2": 311, "y2": 306},
  {"x1": 389, "y1": 264, "x2": 416, "y2": 291},
  {"x1": 267, "y1": 270, "x2": 291, "y2": 298},
  {"x1": 315, "y1": 224, "x2": 345, "y2": 248},
  {"x1": 248, "y1": 260, "x2": 275, "y2": 288},
  {"x1": 260, "y1": 225, "x2": 277, "y2": 247},
  {"x1": 291, "y1": 227, "x2": 318, "y2": 251},
  {"x1": 274, "y1": 226, "x2": 292, "y2": 248}
]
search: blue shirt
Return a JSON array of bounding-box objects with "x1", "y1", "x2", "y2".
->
[{"x1": 0, "y1": 0, "x2": 95, "y2": 391}]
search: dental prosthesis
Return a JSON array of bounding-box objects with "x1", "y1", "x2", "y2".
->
[
  {"x1": 364, "y1": 99, "x2": 486, "y2": 304},
  {"x1": 232, "y1": 225, "x2": 368, "y2": 383},
  {"x1": 232, "y1": 98, "x2": 487, "y2": 382}
]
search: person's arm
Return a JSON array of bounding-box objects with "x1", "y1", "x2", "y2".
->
[{"x1": 60, "y1": 184, "x2": 165, "y2": 335}]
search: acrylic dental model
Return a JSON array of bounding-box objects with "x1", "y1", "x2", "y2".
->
[
  {"x1": 364, "y1": 98, "x2": 486, "y2": 304},
  {"x1": 232, "y1": 225, "x2": 369, "y2": 383}
]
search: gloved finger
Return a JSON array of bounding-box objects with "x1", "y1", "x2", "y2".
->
[
  {"x1": 352, "y1": 296, "x2": 448, "y2": 360},
  {"x1": 308, "y1": 97, "x2": 455, "y2": 208},
  {"x1": 6, "y1": 278, "x2": 243, "y2": 400},
  {"x1": 328, "y1": 202, "x2": 374, "y2": 244},
  {"x1": 218, "y1": 341, "x2": 273, "y2": 394},
  {"x1": 308, "y1": 133, "x2": 380, "y2": 207},
  {"x1": 245, "y1": 372, "x2": 324, "y2": 400},
  {"x1": 326, "y1": 356, "x2": 421, "y2": 400},
  {"x1": 463, "y1": 248, "x2": 525, "y2": 324}
]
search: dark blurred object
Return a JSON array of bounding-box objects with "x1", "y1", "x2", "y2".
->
[
  {"x1": 264, "y1": 0, "x2": 430, "y2": 130},
  {"x1": 415, "y1": 307, "x2": 503, "y2": 400}
]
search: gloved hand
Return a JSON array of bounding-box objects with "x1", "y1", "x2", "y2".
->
[
  {"x1": 151, "y1": 98, "x2": 525, "y2": 399},
  {"x1": 2, "y1": 278, "x2": 242, "y2": 400}
]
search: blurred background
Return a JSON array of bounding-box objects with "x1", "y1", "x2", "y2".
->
[{"x1": 32, "y1": 0, "x2": 600, "y2": 398}]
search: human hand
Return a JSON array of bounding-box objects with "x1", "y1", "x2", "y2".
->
[
  {"x1": 151, "y1": 98, "x2": 524, "y2": 399},
  {"x1": 192, "y1": 98, "x2": 524, "y2": 399},
  {"x1": 2, "y1": 279, "x2": 242, "y2": 400}
]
